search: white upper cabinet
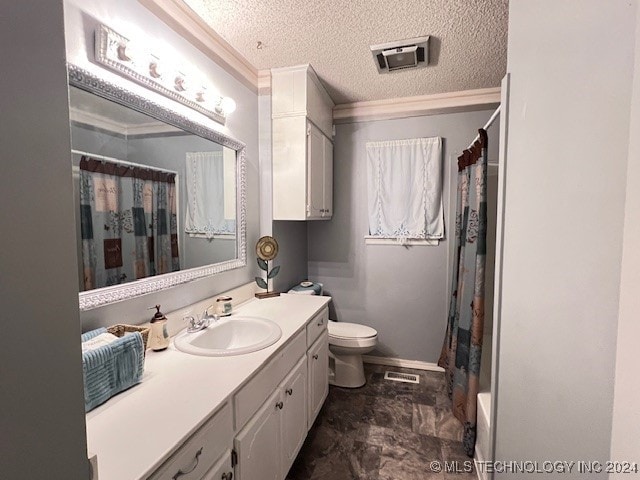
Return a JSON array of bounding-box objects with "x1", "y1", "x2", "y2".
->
[{"x1": 272, "y1": 65, "x2": 334, "y2": 221}]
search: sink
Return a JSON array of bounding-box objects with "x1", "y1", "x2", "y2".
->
[{"x1": 174, "y1": 316, "x2": 282, "y2": 356}]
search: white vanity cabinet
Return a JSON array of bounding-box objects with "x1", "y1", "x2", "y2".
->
[
  {"x1": 148, "y1": 403, "x2": 233, "y2": 480},
  {"x1": 234, "y1": 357, "x2": 307, "y2": 480},
  {"x1": 233, "y1": 307, "x2": 329, "y2": 480},
  {"x1": 272, "y1": 64, "x2": 334, "y2": 221},
  {"x1": 85, "y1": 296, "x2": 331, "y2": 480}
]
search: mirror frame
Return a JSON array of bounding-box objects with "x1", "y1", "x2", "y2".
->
[{"x1": 68, "y1": 64, "x2": 247, "y2": 311}]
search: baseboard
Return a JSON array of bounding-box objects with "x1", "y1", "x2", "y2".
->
[{"x1": 362, "y1": 355, "x2": 445, "y2": 372}]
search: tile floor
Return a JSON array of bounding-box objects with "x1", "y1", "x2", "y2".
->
[{"x1": 286, "y1": 364, "x2": 476, "y2": 480}]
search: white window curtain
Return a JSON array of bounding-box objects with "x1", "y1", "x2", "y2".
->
[
  {"x1": 185, "y1": 151, "x2": 235, "y2": 238},
  {"x1": 366, "y1": 137, "x2": 443, "y2": 243}
]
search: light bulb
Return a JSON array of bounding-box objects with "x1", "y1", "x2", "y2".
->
[
  {"x1": 149, "y1": 58, "x2": 163, "y2": 78},
  {"x1": 117, "y1": 41, "x2": 137, "y2": 62},
  {"x1": 174, "y1": 74, "x2": 188, "y2": 92},
  {"x1": 220, "y1": 97, "x2": 236, "y2": 115}
]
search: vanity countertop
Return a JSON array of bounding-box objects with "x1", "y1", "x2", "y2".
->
[{"x1": 85, "y1": 293, "x2": 331, "y2": 480}]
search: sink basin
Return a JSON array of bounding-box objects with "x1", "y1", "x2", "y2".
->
[{"x1": 174, "y1": 316, "x2": 282, "y2": 356}]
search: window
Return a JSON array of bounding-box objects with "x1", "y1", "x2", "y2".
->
[{"x1": 365, "y1": 137, "x2": 443, "y2": 245}]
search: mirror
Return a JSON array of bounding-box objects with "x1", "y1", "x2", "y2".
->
[{"x1": 68, "y1": 65, "x2": 246, "y2": 310}]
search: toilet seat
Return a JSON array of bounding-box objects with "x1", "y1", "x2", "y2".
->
[{"x1": 328, "y1": 321, "x2": 378, "y2": 348}]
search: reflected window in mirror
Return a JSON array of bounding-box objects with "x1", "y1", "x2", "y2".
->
[{"x1": 67, "y1": 66, "x2": 246, "y2": 309}]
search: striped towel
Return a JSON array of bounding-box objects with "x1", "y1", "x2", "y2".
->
[{"x1": 82, "y1": 328, "x2": 145, "y2": 412}]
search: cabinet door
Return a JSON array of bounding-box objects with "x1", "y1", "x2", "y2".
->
[
  {"x1": 306, "y1": 121, "x2": 324, "y2": 219},
  {"x1": 234, "y1": 389, "x2": 282, "y2": 480},
  {"x1": 202, "y1": 451, "x2": 234, "y2": 480},
  {"x1": 307, "y1": 331, "x2": 329, "y2": 430},
  {"x1": 281, "y1": 357, "x2": 308, "y2": 475},
  {"x1": 322, "y1": 135, "x2": 333, "y2": 218}
]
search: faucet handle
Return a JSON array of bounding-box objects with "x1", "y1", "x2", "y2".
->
[
  {"x1": 202, "y1": 305, "x2": 219, "y2": 322},
  {"x1": 184, "y1": 315, "x2": 198, "y2": 329}
]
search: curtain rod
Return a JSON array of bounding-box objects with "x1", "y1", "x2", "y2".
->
[
  {"x1": 466, "y1": 105, "x2": 501, "y2": 150},
  {"x1": 71, "y1": 149, "x2": 178, "y2": 176}
]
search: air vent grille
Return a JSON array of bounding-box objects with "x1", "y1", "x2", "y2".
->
[
  {"x1": 384, "y1": 371, "x2": 420, "y2": 384},
  {"x1": 370, "y1": 36, "x2": 430, "y2": 74}
]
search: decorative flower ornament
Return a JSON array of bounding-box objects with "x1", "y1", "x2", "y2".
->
[
  {"x1": 256, "y1": 235, "x2": 279, "y2": 261},
  {"x1": 255, "y1": 236, "x2": 281, "y2": 298}
]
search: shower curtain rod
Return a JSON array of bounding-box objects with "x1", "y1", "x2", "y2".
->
[
  {"x1": 71, "y1": 149, "x2": 178, "y2": 175},
  {"x1": 466, "y1": 105, "x2": 501, "y2": 150}
]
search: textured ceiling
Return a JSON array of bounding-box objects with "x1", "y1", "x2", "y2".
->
[{"x1": 183, "y1": 0, "x2": 509, "y2": 104}]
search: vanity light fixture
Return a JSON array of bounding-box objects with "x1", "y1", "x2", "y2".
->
[{"x1": 95, "y1": 24, "x2": 236, "y2": 124}]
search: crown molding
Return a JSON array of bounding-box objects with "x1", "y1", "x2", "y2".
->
[
  {"x1": 257, "y1": 69, "x2": 271, "y2": 94},
  {"x1": 333, "y1": 86, "x2": 501, "y2": 123},
  {"x1": 69, "y1": 107, "x2": 182, "y2": 136},
  {"x1": 69, "y1": 108, "x2": 128, "y2": 136},
  {"x1": 139, "y1": 0, "x2": 259, "y2": 92}
]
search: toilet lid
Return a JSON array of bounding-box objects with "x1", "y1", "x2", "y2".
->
[{"x1": 328, "y1": 321, "x2": 377, "y2": 339}]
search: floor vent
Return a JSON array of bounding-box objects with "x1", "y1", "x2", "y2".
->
[{"x1": 384, "y1": 371, "x2": 420, "y2": 384}]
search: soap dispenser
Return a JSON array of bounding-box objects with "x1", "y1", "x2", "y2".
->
[{"x1": 149, "y1": 305, "x2": 170, "y2": 351}]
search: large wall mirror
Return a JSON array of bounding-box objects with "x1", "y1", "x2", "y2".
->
[{"x1": 68, "y1": 65, "x2": 247, "y2": 310}]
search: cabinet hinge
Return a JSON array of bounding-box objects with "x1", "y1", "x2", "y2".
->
[
  {"x1": 306, "y1": 204, "x2": 311, "y2": 215},
  {"x1": 306, "y1": 125, "x2": 311, "y2": 136},
  {"x1": 231, "y1": 449, "x2": 238, "y2": 468}
]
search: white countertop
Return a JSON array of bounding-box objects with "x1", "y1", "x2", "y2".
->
[{"x1": 86, "y1": 294, "x2": 331, "y2": 480}]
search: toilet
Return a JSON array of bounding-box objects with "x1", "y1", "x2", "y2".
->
[
  {"x1": 288, "y1": 281, "x2": 378, "y2": 388},
  {"x1": 328, "y1": 320, "x2": 378, "y2": 388}
]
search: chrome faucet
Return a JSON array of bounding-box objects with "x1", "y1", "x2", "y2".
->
[{"x1": 185, "y1": 305, "x2": 219, "y2": 333}]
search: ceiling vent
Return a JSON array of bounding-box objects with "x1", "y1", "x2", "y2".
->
[{"x1": 370, "y1": 36, "x2": 430, "y2": 74}]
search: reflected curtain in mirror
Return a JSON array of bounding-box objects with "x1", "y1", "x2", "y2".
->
[
  {"x1": 79, "y1": 156, "x2": 180, "y2": 290},
  {"x1": 185, "y1": 151, "x2": 236, "y2": 239}
]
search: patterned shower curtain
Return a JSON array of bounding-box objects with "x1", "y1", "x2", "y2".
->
[
  {"x1": 438, "y1": 129, "x2": 488, "y2": 456},
  {"x1": 79, "y1": 156, "x2": 179, "y2": 290}
]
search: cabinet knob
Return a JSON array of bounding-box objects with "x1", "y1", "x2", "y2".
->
[
  {"x1": 313, "y1": 354, "x2": 319, "y2": 360},
  {"x1": 317, "y1": 318, "x2": 324, "y2": 326},
  {"x1": 222, "y1": 473, "x2": 233, "y2": 480},
  {"x1": 172, "y1": 447, "x2": 202, "y2": 479},
  {"x1": 276, "y1": 401, "x2": 284, "y2": 410},
  {"x1": 286, "y1": 388, "x2": 293, "y2": 396}
]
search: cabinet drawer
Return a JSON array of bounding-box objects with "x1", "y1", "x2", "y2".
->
[
  {"x1": 306, "y1": 308, "x2": 328, "y2": 347},
  {"x1": 202, "y1": 450, "x2": 234, "y2": 480},
  {"x1": 149, "y1": 403, "x2": 232, "y2": 480},
  {"x1": 234, "y1": 330, "x2": 306, "y2": 430}
]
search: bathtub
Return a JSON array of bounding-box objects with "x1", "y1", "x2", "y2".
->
[{"x1": 475, "y1": 391, "x2": 492, "y2": 480}]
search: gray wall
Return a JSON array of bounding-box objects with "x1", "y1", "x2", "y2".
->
[
  {"x1": 0, "y1": 1, "x2": 89, "y2": 477},
  {"x1": 308, "y1": 110, "x2": 499, "y2": 363},
  {"x1": 494, "y1": 1, "x2": 636, "y2": 476},
  {"x1": 273, "y1": 221, "x2": 309, "y2": 292},
  {"x1": 64, "y1": 0, "x2": 261, "y2": 331}
]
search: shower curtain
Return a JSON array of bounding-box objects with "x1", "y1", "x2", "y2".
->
[
  {"x1": 79, "y1": 156, "x2": 179, "y2": 290},
  {"x1": 438, "y1": 129, "x2": 488, "y2": 456}
]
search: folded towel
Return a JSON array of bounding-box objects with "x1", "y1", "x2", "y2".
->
[
  {"x1": 81, "y1": 332, "x2": 119, "y2": 352},
  {"x1": 82, "y1": 328, "x2": 145, "y2": 412}
]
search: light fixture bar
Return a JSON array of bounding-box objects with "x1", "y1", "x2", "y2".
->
[{"x1": 94, "y1": 24, "x2": 235, "y2": 124}]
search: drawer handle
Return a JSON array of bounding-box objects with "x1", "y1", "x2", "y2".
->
[
  {"x1": 222, "y1": 473, "x2": 233, "y2": 480},
  {"x1": 286, "y1": 388, "x2": 293, "y2": 396},
  {"x1": 276, "y1": 401, "x2": 284, "y2": 410},
  {"x1": 173, "y1": 447, "x2": 203, "y2": 479},
  {"x1": 313, "y1": 354, "x2": 319, "y2": 360},
  {"x1": 317, "y1": 318, "x2": 324, "y2": 326}
]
